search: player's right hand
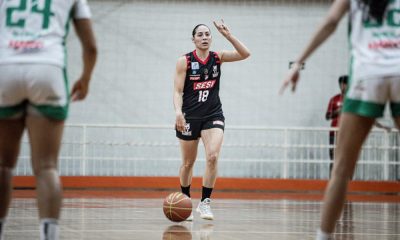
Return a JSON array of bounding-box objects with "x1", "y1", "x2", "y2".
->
[{"x1": 175, "y1": 113, "x2": 186, "y2": 132}]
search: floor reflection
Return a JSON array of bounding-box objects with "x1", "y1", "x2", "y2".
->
[
  {"x1": 162, "y1": 224, "x2": 192, "y2": 240},
  {"x1": 197, "y1": 224, "x2": 214, "y2": 240}
]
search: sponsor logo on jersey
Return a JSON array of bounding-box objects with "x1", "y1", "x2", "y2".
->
[
  {"x1": 182, "y1": 123, "x2": 192, "y2": 136},
  {"x1": 213, "y1": 120, "x2": 224, "y2": 126},
  {"x1": 369, "y1": 40, "x2": 400, "y2": 49},
  {"x1": 189, "y1": 75, "x2": 201, "y2": 81},
  {"x1": 212, "y1": 65, "x2": 219, "y2": 78},
  {"x1": 193, "y1": 80, "x2": 216, "y2": 90},
  {"x1": 9, "y1": 40, "x2": 43, "y2": 51},
  {"x1": 191, "y1": 62, "x2": 200, "y2": 70}
]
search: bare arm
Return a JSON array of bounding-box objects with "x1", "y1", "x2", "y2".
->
[
  {"x1": 280, "y1": 0, "x2": 349, "y2": 94},
  {"x1": 213, "y1": 20, "x2": 250, "y2": 63},
  {"x1": 71, "y1": 18, "x2": 98, "y2": 101},
  {"x1": 173, "y1": 56, "x2": 187, "y2": 132}
]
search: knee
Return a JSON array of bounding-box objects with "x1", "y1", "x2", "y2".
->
[
  {"x1": 32, "y1": 160, "x2": 57, "y2": 177},
  {"x1": 206, "y1": 152, "x2": 218, "y2": 168},
  {"x1": 181, "y1": 160, "x2": 195, "y2": 170}
]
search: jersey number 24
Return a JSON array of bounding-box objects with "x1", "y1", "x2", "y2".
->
[{"x1": 6, "y1": 0, "x2": 54, "y2": 29}]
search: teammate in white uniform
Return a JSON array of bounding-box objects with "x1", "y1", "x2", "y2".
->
[
  {"x1": 0, "y1": 1, "x2": 97, "y2": 239},
  {"x1": 280, "y1": 0, "x2": 399, "y2": 239}
]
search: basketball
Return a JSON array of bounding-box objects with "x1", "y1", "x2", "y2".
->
[{"x1": 163, "y1": 192, "x2": 192, "y2": 222}]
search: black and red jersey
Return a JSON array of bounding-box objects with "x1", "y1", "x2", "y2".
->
[{"x1": 182, "y1": 50, "x2": 223, "y2": 120}]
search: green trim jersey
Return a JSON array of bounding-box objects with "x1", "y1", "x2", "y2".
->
[
  {"x1": 0, "y1": 0, "x2": 91, "y2": 67},
  {"x1": 350, "y1": 0, "x2": 400, "y2": 79},
  {"x1": 344, "y1": 0, "x2": 400, "y2": 118}
]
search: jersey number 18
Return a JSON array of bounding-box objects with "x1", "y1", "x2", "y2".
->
[{"x1": 198, "y1": 90, "x2": 209, "y2": 102}]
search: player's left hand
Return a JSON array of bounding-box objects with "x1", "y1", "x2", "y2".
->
[
  {"x1": 213, "y1": 19, "x2": 231, "y2": 39},
  {"x1": 71, "y1": 77, "x2": 90, "y2": 101},
  {"x1": 279, "y1": 63, "x2": 301, "y2": 94}
]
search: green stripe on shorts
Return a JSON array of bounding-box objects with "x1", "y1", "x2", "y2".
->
[
  {"x1": 0, "y1": 105, "x2": 24, "y2": 118},
  {"x1": 34, "y1": 105, "x2": 68, "y2": 120},
  {"x1": 343, "y1": 98, "x2": 384, "y2": 118}
]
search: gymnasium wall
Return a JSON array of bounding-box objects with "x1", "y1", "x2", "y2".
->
[{"x1": 66, "y1": 0, "x2": 349, "y2": 127}]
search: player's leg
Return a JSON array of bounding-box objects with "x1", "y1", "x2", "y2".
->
[
  {"x1": 26, "y1": 64, "x2": 69, "y2": 240},
  {"x1": 0, "y1": 65, "x2": 27, "y2": 239},
  {"x1": 390, "y1": 76, "x2": 400, "y2": 181},
  {"x1": 27, "y1": 114, "x2": 64, "y2": 240},
  {"x1": 176, "y1": 121, "x2": 201, "y2": 221},
  {"x1": 197, "y1": 120, "x2": 224, "y2": 220},
  {"x1": 178, "y1": 140, "x2": 199, "y2": 221},
  {"x1": 317, "y1": 113, "x2": 374, "y2": 239},
  {"x1": 200, "y1": 128, "x2": 223, "y2": 194},
  {"x1": 179, "y1": 139, "x2": 200, "y2": 197},
  {"x1": 0, "y1": 118, "x2": 25, "y2": 240}
]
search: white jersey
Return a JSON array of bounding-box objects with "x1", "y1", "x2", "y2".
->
[
  {"x1": 0, "y1": 0, "x2": 91, "y2": 67},
  {"x1": 350, "y1": 0, "x2": 400, "y2": 79}
]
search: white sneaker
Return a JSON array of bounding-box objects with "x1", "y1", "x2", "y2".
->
[
  {"x1": 185, "y1": 212, "x2": 194, "y2": 221},
  {"x1": 196, "y1": 198, "x2": 214, "y2": 220}
]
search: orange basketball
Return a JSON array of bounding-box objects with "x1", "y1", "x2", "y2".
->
[{"x1": 163, "y1": 192, "x2": 192, "y2": 222}]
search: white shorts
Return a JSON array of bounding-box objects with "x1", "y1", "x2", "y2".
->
[
  {"x1": 0, "y1": 64, "x2": 69, "y2": 120},
  {"x1": 344, "y1": 75, "x2": 400, "y2": 118}
]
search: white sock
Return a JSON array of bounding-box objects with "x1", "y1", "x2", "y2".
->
[
  {"x1": 0, "y1": 219, "x2": 4, "y2": 240},
  {"x1": 316, "y1": 228, "x2": 333, "y2": 240},
  {"x1": 40, "y1": 218, "x2": 59, "y2": 240}
]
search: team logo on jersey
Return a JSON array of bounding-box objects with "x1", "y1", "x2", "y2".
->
[
  {"x1": 203, "y1": 68, "x2": 209, "y2": 80},
  {"x1": 212, "y1": 65, "x2": 219, "y2": 78},
  {"x1": 192, "y1": 71, "x2": 197, "y2": 75},
  {"x1": 189, "y1": 75, "x2": 201, "y2": 81},
  {"x1": 193, "y1": 80, "x2": 216, "y2": 90},
  {"x1": 191, "y1": 62, "x2": 200, "y2": 70},
  {"x1": 182, "y1": 123, "x2": 192, "y2": 136}
]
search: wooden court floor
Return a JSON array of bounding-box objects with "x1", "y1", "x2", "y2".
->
[{"x1": 3, "y1": 190, "x2": 400, "y2": 240}]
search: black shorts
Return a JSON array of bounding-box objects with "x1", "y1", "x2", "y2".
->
[{"x1": 176, "y1": 116, "x2": 225, "y2": 141}]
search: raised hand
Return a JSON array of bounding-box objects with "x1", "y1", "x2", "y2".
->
[{"x1": 213, "y1": 19, "x2": 231, "y2": 39}]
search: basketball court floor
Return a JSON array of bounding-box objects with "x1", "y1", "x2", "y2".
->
[{"x1": 2, "y1": 190, "x2": 399, "y2": 240}]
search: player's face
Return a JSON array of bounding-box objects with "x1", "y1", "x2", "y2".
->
[
  {"x1": 340, "y1": 82, "x2": 347, "y2": 93},
  {"x1": 192, "y1": 26, "x2": 212, "y2": 50}
]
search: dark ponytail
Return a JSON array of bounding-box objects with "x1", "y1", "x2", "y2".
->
[{"x1": 359, "y1": 0, "x2": 390, "y2": 23}]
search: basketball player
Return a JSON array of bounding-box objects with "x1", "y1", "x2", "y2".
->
[
  {"x1": 280, "y1": 0, "x2": 400, "y2": 239},
  {"x1": 0, "y1": 1, "x2": 97, "y2": 240},
  {"x1": 173, "y1": 20, "x2": 250, "y2": 220}
]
